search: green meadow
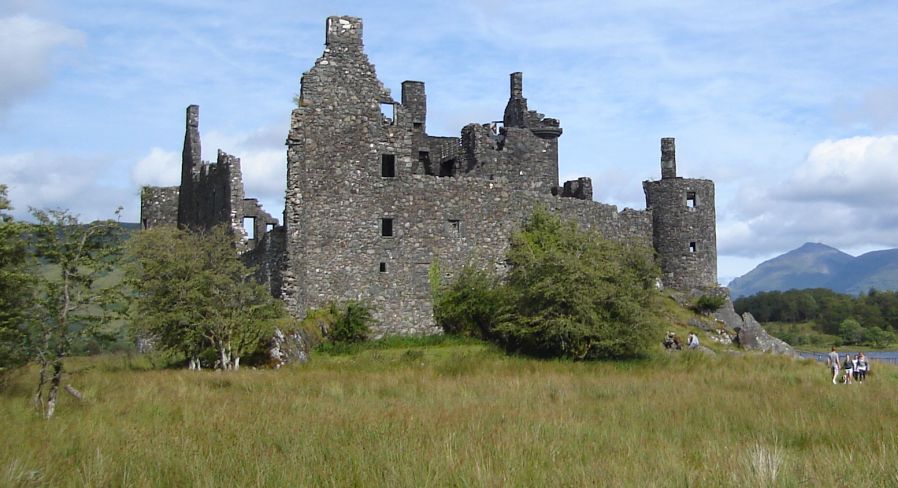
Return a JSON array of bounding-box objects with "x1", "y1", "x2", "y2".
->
[{"x1": 3, "y1": 342, "x2": 898, "y2": 487}]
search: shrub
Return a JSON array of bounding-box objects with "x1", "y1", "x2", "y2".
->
[
  {"x1": 493, "y1": 208, "x2": 661, "y2": 360},
  {"x1": 328, "y1": 300, "x2": 374, "y2": 344},
  {"x1": 693, "y1": 294, "x2": 726, "y2": 314},
  {"x1": 433, "y1": 266, "x2": 503, "y2": 339}
]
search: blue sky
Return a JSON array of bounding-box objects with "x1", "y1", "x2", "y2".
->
[{"x1": 2, "y1": 0, "x2": 898, "y2": 283}]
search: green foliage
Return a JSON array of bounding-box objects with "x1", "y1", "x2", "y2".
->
[
  {"x1": 433, "y1": 266, "x2": 503, "y2": 338},
  {"x1": 736, "y1": 288, "x2": 898, "y2": 347},
  {"x1": 692, "y1": 294, "x2": 726, "y2": 314},
  {"x1": 328, "y1": 300, "x2": 374, "y2": 344},
  {"x1": 0, "y1": 185, "x2": 32, "y2": 376},
  {"x1": 27, "y1": 207, "x2": 125, "y2": 416},
  {"x1": 494, "y1": 208, "x2": 661, "y2": 359},
  {"x1": 125, "y1": 226, "x2": 286, "y2": 369}
]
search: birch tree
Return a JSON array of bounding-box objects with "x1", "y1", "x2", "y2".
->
[{"x1": 29, "y1": 208, "x2": 124, "y2": 418}]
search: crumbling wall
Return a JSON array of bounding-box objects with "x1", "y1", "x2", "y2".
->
[
  {"x1": 140, "y1": 186, "x2": 178, "y2": 229},
  {"x1": 643, "y1": 138, "x2": 718, "y2": 290}
]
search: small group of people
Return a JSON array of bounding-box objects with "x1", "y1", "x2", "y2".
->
[
  {"x1": 826, "y1": 347, "x2": 870, "y2": 384},
  {"x1": 663, "y1": 331, "x2": 700, "y2": 350}
]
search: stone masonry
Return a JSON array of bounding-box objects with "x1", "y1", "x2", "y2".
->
[{"x1": 141, "y1": 16, "x2": 718, "y2": 336}]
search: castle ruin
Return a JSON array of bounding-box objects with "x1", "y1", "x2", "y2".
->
[{"x1": 141, "y1": 16, "x2": 717, "y2": 335}]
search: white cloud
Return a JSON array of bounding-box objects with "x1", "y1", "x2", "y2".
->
[
  {"x1": 132, "y1": 147, "x2": 180, "y2": 187},
  {"x1": 0, "y1": 151, "x2": 134, "y2": 221},
  {"x1": 0, "y1": 14, "x2": 83, "y2": 113},
  {"x1": 719, "y1": 135, "x2": 898, "y2": 259}
]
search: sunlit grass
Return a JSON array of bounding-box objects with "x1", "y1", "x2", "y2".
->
[{"x1": 3, "y1": 345, "x2": 898, "y2": 486}]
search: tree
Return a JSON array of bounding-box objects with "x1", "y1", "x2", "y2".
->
[
  {"x1": 433, "y1": 265, "x2": 503, "y2": 339},
  {"x1": 838, "y1": 318, "x2": 865, "y2": 345},
  {"x1": 0, "y1": 185, "x2": 32, "y2": 380},
  {"x1": 29, "y1": 208, "x2": 124, "y2": 418},
  {"x1": 493, "y1": 208, "x2": 661, "y2": 359},
  {"x1": 126, "y1": 226, "x2": 285, "y2": 370}
]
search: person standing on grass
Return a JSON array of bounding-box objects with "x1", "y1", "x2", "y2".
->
[
  {"x1": 856, "y1": 353, "x2": 868, "y2": 383},
  {"x1": 842, "y1": 354, "x2": 854, "y2": 384},
  {"x1": 827, "y1": 347, "x2": 840, "y2": 384}
]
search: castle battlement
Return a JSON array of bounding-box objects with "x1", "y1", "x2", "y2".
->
[{"x1": 141, "y1": 16, "x2": 718, "y2": 335}]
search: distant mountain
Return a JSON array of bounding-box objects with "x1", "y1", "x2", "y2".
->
[{"x1": 726, "y1": 242, "x2": 898, "y2": 298}]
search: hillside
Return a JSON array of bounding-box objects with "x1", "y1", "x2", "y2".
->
[{"x1": 728, "y1": 243, "x2": 898, "y2": 297}]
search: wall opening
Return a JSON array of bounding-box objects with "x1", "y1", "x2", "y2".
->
[
  {"x1": 689, "y1": 241, "x2": 696, "y2": 253},
  {"x1": 419, "y1": 151, "x2": 431, "y2": 175},
  {"x1": 266, "y1": 223, "x2": 275, "y2": 232},
  {"x1": 686, "y1": 192, "x2": 696, "y2": 208},
  {"x1": 379, "y1": 262, "x2": 387, "y2": 273},
  {"x1": 142, "y1": 218, "x2": 148, "y2": 230},
  {"x1": 381, "y1": 154, "x2": 396, "y2": 177},
  {"x1": 440, "y1": 158, "x2": 456, "y2": 177},
  {"x1": 448, "y1": 219, "x2": 461, "y2": 237},
  {"x1": 413, "y1": 122, "x2": 423, "y2": 129},
  {"x1": 243, "y1": 217, "x2": 256, "y2": 240},
  {"x1": 379, "y1": 102, "x2": 395, "y2": 125},
  {"x1": 381, "y1": 218, "x2": 393, "y2": 237}
]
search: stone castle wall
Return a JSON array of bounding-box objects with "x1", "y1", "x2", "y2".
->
[{"x1": 142, "y1": 15, "x2": 718, "y2": 336}]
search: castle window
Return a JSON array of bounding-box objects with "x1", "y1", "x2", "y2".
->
[
  {"x1": 686, "y1": 192, "x2": 696, "y2": 208},
  {"x1": 243, "y1": 217, "x2": 256, "y2": 240},
  {"x1": 413, "y1": 122, "x2": 423, "y2": 129},
  {"x1": 379, "y1": 262, "x2": 387, "y2": 273},
  {"x1": 266, "y1": 223, "x2": 275, "y2": 232},
  {"x1": 381, "y1": 154, "x2": 396, "y2": 177},
  {"x1": 381, "y1": 218, "x2": 393, "y2": 237},
  {"x1": 440, "y1": 158, "x2": 455, "y2": 177},
  {"x1": 379, "y1": 102, "x2": 395, "y2": 125},
  {"x1": 689, "y1": 241, "x2": 697, "y2": 253},
  {"x1": 448, "y1": 219, "x2": 461, "y2": 237}
]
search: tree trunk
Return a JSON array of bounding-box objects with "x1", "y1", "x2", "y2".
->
[
  {"x1": 33, "y1": 358, "x2": 47, "y2": 412},
  {"x1": 233, "y1": 356, "x2": 240, "y2": 371},
  {"x1": 64, "y1": 384, "x2": 83, "y2": 401},
  {"x1": 45, "y1": 359, "x2": 63, "y2": 419}
]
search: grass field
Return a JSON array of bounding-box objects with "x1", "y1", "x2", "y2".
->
[{"x1": 3, "y1": 341, "x2": 898, "y2": 487}]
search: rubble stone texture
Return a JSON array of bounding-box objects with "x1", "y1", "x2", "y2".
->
[{"x1": 141, "y1": 16, "x2": 719, "y2": 335}]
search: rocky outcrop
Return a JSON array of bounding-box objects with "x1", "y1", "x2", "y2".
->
[
  {"x1": 713, "y1": 298, "x2": 797, "y2": 357},
  {"x1": 269, "y1": 328, "x2": 312, "y2": 367}
]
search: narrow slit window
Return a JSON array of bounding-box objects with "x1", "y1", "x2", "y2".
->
[
  {"x1": 689, "y1": 241, "x2": 697, "y2": 253},
  {"x1": 448, "y1": 219, "x2": 461, "y2": 237},
  {"x1": 686, "y1": 192, "x2": 696, "y2": 208},
  {"x1": 381, "y1": 154, "x2": 396, "y2": 177},
  {"x1": 379, "y1": 102, "x2": 395, "y2": 125},
  {"x1": 379, "y1": 262, "x2": 387, "y2": 273},
  {"x1": 381, "y1": 218, "x2": 393, "y2": 237},
  {"x1": 243, "y1": 217, "x2": 256, "y2": 240},
  {"x1": 413, "y1": 122, "x2": 423, "y2": 129}
]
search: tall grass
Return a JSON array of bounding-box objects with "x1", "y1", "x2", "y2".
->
[{"x1": 2, "y1": 346, "x2": 898, "y2": 486}]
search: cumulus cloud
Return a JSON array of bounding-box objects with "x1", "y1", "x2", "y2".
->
[
  {"x1": 0, "y1": 14, "x2": 83, "y2": 113},
  {"x1": 132, "y1": 147, "x2": 180, "y2": 187},
  {"x1": 719, "y1": 135, "x2": 898, "y2": 258},
  {"x1": 0, "y1": 151, "x2": 134, "y2": 221}
]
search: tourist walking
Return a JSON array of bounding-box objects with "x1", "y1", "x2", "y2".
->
[
  {"x1": 842, "y1": 354, "x2": 854, "y2": 384},
  {"x1": 827, "y1": 347, "x2": 840, "y2": 384},
  {"x1": 856, "y1": 353, "x2": 869, "y2": 383}
]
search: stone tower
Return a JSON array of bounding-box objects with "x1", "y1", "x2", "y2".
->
[{"x1": 643, "y1": 138, "x2": 717, "y2": 290}]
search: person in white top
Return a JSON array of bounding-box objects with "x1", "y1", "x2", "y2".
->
[
  {"x1": 842, "y1": 354, "x2": 854, "y2": 384},
  {"x1": 827, "y1": 347, "x2": 840, "y2": 384}
]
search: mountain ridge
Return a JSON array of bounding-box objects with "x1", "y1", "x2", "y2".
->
[{"x1": 727, "y1": 242, "x2": 898, "y2": 297}]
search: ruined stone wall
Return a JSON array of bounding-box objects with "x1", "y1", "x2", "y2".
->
[
  {"x1": 643, "y1": 139, "x2": 717, "y2": 290},
  {"x1": 140, "y1": 186, "x2": 179, "y2": 229},
  {"x1": 243, "y1": 226, "x2": 286, "y2": 298},
  {"x1": 289, "y1": 172, "x2": 651, "y2": 335}
]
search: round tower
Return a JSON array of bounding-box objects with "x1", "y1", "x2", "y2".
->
[{"x1": 642, "y1": 138, "x2": 717, "y2": 290}]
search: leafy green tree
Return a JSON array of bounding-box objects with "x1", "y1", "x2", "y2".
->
[
  {"x1": 494, "y1": 208, "x2": 661, "y2": 359},
  {"x1": 328, "y1": 300, "x2": 374, "y2": 344},
  {"x1": 0, "y1": 185, "x2": 33, "y2": 379},
  {"x1": 126, "y1": 226, "x2": 285, "y2": 370},
  {"x1": 838, "y1": 318, "x2": 865, "y2": 345},
  {"x1": 864, "y1": 326, "x2": 895, "y2": 349},
  {"x1": 434, "y1": 265, "x2": 503, "y2": 339},
  {"x1": 29, "y1": 208, "x2": 124, "y2": 418}
]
